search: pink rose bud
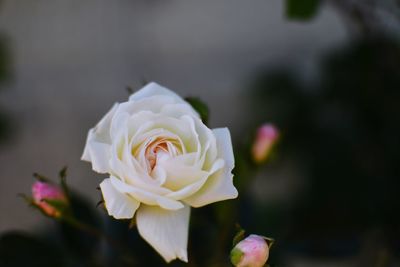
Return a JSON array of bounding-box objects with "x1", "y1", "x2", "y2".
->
[
  {"x1": 252, "y1": 124, "x2": 279, "y2": 164},
  {"x1": 231, "y1": 235, "x2": 270, "y2": 267},
  {"x1": 32, "y1": 181, "x2": 67, "y2": 218}
]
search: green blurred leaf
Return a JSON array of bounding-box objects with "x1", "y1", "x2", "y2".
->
[
  {"x1": 0, "y1": 231, "x2": 66, "y2": 267},
  {"x1": 185, "y1": 97, "x2": 209, "y2": 125},
  {"x1": 286, "y1": 0, "x2": 321, "y2": 20}
]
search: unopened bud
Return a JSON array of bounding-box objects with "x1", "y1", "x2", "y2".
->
[
  {"x1": 231, "y1": 235, "x2": 270, "y2": 267},
  {"x1": 32, "y1": 181, "x2": 67, "y2": 218},
  {"x1": 252, "y1": 124, "x2": 279, "y2": 164}
]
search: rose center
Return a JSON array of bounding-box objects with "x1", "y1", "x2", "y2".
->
[{"x1": 143, "y1": 137, "x2": 181, "y2": 173}]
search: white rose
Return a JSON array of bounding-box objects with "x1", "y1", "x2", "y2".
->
[{"x1": 82, "y1": 82, "x2": 238, "y2": 262}]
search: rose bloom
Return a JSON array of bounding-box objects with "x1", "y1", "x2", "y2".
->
[{"x1": 82, "y1": 82, "x2": 238, "y2": 262}]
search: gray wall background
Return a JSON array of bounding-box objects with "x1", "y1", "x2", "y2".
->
[{"x1": 0, "y1": 0, "x2": 347, "y2": 232}]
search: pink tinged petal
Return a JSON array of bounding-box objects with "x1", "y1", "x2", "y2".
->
[
  {"x1": 100, "y1": 178, "x2": 140, "y2": 219},
  {"x1": 183, "y1": 128, "x2": 238, "y2": 207},
  {"x1": 136, "y1": 204, "x2": 190, "y2": 263}
]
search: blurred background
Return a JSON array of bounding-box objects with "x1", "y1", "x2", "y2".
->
[{"x1": 0, "y1": 0, "x2": 399, "y2": 266}]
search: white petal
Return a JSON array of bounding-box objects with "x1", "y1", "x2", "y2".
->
[
  {"x1": 129, "y1": 82, "x2": 185, "y2": 104},
  {"x1": 213, "y1": 128, "x2": 235, "y2": 169},
  {"x1": 161, "y1": 103, "x2": 200, "y2": 119},
  {"x1": 82, "y1": 130, "x2": 112, "y2": 173},
  {"x1": 136, "y1": 205, "x2": 190, "y2": 263},
  {"x1": 183, "y1": 128, "x2": 238, "y2": 207},
  {"x1": 110, "y1": 176, "x2": 184, "y2": 210},
  {"x1": 161, "y1": 157, "x2": 209, "y2": 191},
  {"x1": 100, "y1": 178, "x2": 140, "y2": 219},
  {"x1": 119, "y1": 95, "x2": 195, "y2": 117},
  {"x1": 82, "y1": 104, "x2": 118, "y2": 173}
]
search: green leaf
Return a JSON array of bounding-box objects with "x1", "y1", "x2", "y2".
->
[
  {"x1": 286, "y1": 0, "x2": 321, "y2": 20},
  {"x1": 185, "y1": 97, "x2": 210, "y2": 125}
]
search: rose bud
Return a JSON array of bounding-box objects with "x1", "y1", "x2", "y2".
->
[
  {"x1": 32, "y1": 181, "x2": 67, "y2": 218},
  {"x1": 251, "y1": 124, "x2": 279, "y2": 164},
  {"x1": 230, "y1": 235, "x2": 270, "y2": 267}
]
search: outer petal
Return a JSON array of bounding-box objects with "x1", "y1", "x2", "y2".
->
[
  {"x1": 81, "y1": 130, "x2": 112, "y2": 173},
  {"x1": 100, "y1": 178, "x2": 140, "y2": 219},
  {"x1": 129, "y1": 82, "x2": 184, "y2": 104},
  {"x1": 136, "y1": 205, "x2": 190, "y2": 263},
  {"x1": 128, "y1": 82, "x2": 199, "y2": 118},
  {"x1": 82, "y1": 104, "x2": 118, "y2": 173},
  {"x1": 110, "y1": 176, "x2": 184, "y2": 210},
  {"x1": 184, "y1": 128, "x2": 238, "y2": 207}
]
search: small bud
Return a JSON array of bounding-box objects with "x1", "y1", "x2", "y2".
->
[
  {"x1": 32, "y1": 181, "x2": 67, "y2": 218},
  {"x1": 252, "y1": 124, "x2": 279, "y2": 164},
  {"x1": 231, "y1": 235, "x2": 270, "y2": 267}
]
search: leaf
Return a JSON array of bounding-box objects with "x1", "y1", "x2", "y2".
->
[
  {"x1": 185, "y1": 97, "x2": 210, "y2": 125},
  {"x1": 286, "y1": 0, "x2": 321, "y2": 20},
  {"x1": 0, "y1": 231, "x2": 66, "y2": 267}
]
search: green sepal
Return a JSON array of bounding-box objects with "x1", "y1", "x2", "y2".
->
[
  {"x1": 33, "y1": 172, "x2": 50, "y2": 183},
  {"x1": 185, "y1": 97, "x2": 210, "y2": 125},
  {"x1": 58, "y1": 166, "x2": 70, "y2": 198},
  {"x1": 42, "y1": 199, "x2": 71, "y2": 218},
  {"x1": 232, "y1": 225, "x2": 246, "y2": 247},
  {"x1": 18, "y1": 193, "x2": 33, "y2": 205},
  {"x1": 129, "y1": 217, "x2": 137, "y2": 229},
  {"x1": 18, "y1": 194, "x2": 53, "y2": 217},
  {"x1": 230, "y1": 247, "x2": 244, "y2": 266},
  {"x1": 262, "y1": 236, "x2": 275, "y2": 249}
]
